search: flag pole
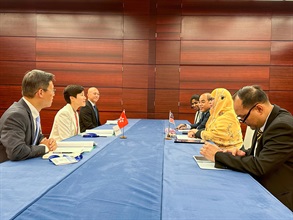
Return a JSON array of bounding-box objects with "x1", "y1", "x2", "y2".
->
[
  {"x1": 165, "y1": 110, "x2": 172, "y2": 140},
  {"x1": 120, "y1": 127, "x2": 127, "y2": 139}
]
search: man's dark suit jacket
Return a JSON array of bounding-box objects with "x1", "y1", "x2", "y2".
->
[
  {"x1": 0, "y1": 99, "x2": 45, "y2": 163},
  {"x1": 191, "y1": 110, "x2": 210, "y2": 130},
  {"x1": 79, "y1": 100, "x2": 101, "y2": 133},
  {"x1": 215, "y1": 105, "x2": 293, "y2": 211}
]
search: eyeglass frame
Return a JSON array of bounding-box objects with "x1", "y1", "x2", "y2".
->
[{"x1": 238, "y1": 103, "x2": 258, "y2": 123}]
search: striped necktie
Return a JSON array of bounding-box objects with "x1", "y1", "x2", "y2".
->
[
  {"x1": 93, "y1": 105, "x2": 98, "y2": 123},
  {"x1": 257, "y1": 129, "x2": 263, "y2": 140}
]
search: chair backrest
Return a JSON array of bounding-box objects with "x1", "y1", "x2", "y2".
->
[{"x1": 243, "y1": 126, "x2": 254, "y2": 149}]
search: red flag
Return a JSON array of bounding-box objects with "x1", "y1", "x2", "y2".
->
[
  {"x1": 169, "y1": 111, "x2": 175, "y2": 125},
  {"x1": 118, "y1": 110, "x2": 128, "y2": 128}
]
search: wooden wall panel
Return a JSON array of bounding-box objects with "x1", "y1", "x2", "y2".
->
[
  {"x1": 123, "y1": 40, "x2": 151, "y2": 64},
  {"x1": 182, "y1": 16, "x2": 271, "y2": 40},
  {"x1": 123, "y1": 65, "x2": 150, "y2": 89},
  {"x1": 36, "y1": 62, "x2": 122, "y2": 88},
  {"x1": 98, "y1": 88, "x2": 122, "y2": 112},
  {"x1": 180, "y1": 66, "x2": 270, "y2": 90},
  {"x1": 122, "y1": 88, "x2": 148, "y2": 112},
  {"x1": 37, "y1": 14, "x2": 123, "y2": 39},
  {"x1": 0, "y1": 61, "x2": 36, "y2": 85},
  {"x1": 155, "y1": 89, "x2": 179, "y2": 113},
  {"x1": 0, "y1": 13, "x2": 36, "y2": 36},
  {"x1": 156, "y1": 40, "x2": 180, "y2": 64},
  {"x1": 36, "y1": 38, "x2": 123, "y2": 63},
  {"x1": 155, "y1": 65, "x2": 179, "y2": 89},
  {"x1": 156, "y1": 16, "x2": 181, "y2": 40},
  {"x1": 124, "y1": 16, "x2": 156, "y2": 39},
  {"x1": 181, "y1": 41, "x2": 271, "y2": 65},
  {"x1": 0, "y1": 86, "x2": 22, "y2": 109},
  {"x1": 270, "y1": 66, "x2": 293, "y2": 91},
  {"x1": 0, "y1": 37, "x2": 35, "y2": 61},
  {"x1": 269, "y1": 91, "x2": 293, "y2": 114},
  {"x1": 271, "y1": 42, "x2": 293, "y2": 65},
  {"x1": 156, "y1": 0, "x2": 182, "y2": 15},
  {"x1": 272, "y1": 16, "x2": 293, "y2": 40},
  {"x1": 124, "y1": 0, "x2": 152, "y2": 15}
]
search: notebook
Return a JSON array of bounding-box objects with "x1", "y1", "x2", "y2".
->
[{"x1": 174, "y1": 135, "x2": 205, "y2": 144}]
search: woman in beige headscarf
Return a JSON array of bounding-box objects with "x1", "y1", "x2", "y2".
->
[{"x1": 188, "y1": 88, "x2": 243, "y2": 150}]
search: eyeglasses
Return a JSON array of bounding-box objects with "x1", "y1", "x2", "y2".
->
[
  {"x1": 42, "y1": 88, "x2": 56, "y2": 94},
  {"x1": 238, "y1": 103, "x2": 258, "y2": 123}
]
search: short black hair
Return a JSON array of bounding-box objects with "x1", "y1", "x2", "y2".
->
[
  {"x1": 233, "y1": 85, "x2": 269, "y2": 108},
  {"x1": 63, "y1": 85, "x2": 84, "y2": 104},
  {"x1": 190, "y1": 94, "x2": 200, "y2": 103}
]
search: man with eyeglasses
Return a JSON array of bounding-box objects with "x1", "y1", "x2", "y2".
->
[
  {"x1": 0, "y1": 69, "x2": 57, "y2": 163},
  {"x1": 200, "y1": 85, "x2": 293, "y2": 211}
]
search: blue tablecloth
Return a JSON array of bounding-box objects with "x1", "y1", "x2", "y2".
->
[{"x1": 1, "y1": 119, "x2": 292, "y2": 219}]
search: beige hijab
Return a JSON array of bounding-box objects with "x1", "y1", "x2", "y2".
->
[{"x1": 201, "y1": 88, "x2": 243, "y2": 149}]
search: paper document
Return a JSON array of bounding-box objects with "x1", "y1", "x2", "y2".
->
[
  {"x1": 193, "y1": 156, "x2": 224, "y2": 170},
  {"x1": 106, "y1": 120, "x2": 118, "y2": 125},
  {"x1": 50, "y1": 156, "x2": 79, "y2": 165},
  {"x1": 56, "y1": 141, "x2": 95, "y2": 152},
  {"x1": 86, "y1": 129, "x2": 114, "y2": 136}
]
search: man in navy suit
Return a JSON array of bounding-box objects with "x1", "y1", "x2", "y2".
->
[
  {"x1": 79, "y1": 87, "x2": 101, "y2": 132},
  {"x1": 200, "y1": 85, "x2": 293, "y2": 211},
  {"x1": 0, "y1": 69, "x2": 57, "y2": 163}
]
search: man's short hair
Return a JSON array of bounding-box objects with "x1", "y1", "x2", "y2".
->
[
  {"x1": 233, "y1": 85, "x2": 269, "y2": 108},
  {"x1": 22, "y1": 69, "x2": 55, "y2": 98},
  {"x1": 63, "y1": 85, "x2": 84, "y2": 104}
]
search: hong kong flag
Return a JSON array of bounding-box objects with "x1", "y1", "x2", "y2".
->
[{"x1": 118, "y1": 110, "x2": 128, "y2": 129}]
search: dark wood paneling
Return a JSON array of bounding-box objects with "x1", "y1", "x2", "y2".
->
[
  {"x1": 0, "y1": 86, "x2": 22, "y2": 109},
  {"x1": 155, "y1": 89, "x2": 179, "y2": 113},
  {"x1": 0, "y1": 13, "x2": 36, "y2": 36},
  {"x1": 37, "y1": 14, "x2": 123, "y2": 39},
  {"x1": 180, "y1": 66, "x2": 270, "y2": 90},
  {"x1": 0, "y1": 37, "x2": 35, "y2": 61},
  {"x1": 123, "y1": 0, "x2": 152, "y2": 15},
  {"x1": 40, "y1": 109, "x2": 56, "y2": 136},
  {"x1": 123, "y1": 65, "x2": 150, "y2": 89},
  {"x1": 181, "y1": 1, "x2": 293, "y2": 15},
  {"x1": 122, "y1": 88, "x2": 148, "y2": 112},
  {"x1": 181, "y1": 16, "x2": 271, "y2": 40},
  {"x1": 270, "y1": 66, "x2": 293, "y2": 91},
  {"x1": 156, "y1": 40, "x2": 180, "y2": 64},
  {"x1": 272, "y1": 16, "x2": 293, "y2": 40},
  {"x1": 98, "y1": 88, "x2": 122, "y2": 112},
  {"x1": 156, "y1": 16, "x2": 181, "y2": 40},
  {"x1": 36, "y1": 38, "x2": 122, "y2": 63},
  {"x1": 181, "y1": 41, "x2": 271, "y2": 65},
  {"x1": 155, "y1": 65, "x2": 179, "y2": 89},
  {"x1": 157, "y1": 0, "x2": 182, "y2": 15},
  {"x1": 271, "y1": 41, "x2": 293, "y2": 65},
  {"x1": 124, "y1": 16, "x2": 156, "y2": 40},
  {"x1": 269, "y1": 91, "x2": 293, "y2": 114},
  {"x1": 36, "y1": 62, "x2": 122, "y2": 88},
  {"x1": 123, "y1": 40, "x2": 151, "y2": 64},
  {"x1": 0, "y1": 61, "x2": 36, "y2": 85}
]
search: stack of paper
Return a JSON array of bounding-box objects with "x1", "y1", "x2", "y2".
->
[
  {"x1": 56, "y1": 141, "x2": 95, "y2": 152},
  {"x1": 105, "y1": 120, "x2": 118, "y2": 125},
  {"x1": 86, "y1": 129, "x2": 114, "y2": 137},
  {"x1": 193, "y1": 156, "x2": 224, "y2": 170},
  {"x1": 175, "y1": 135, "x2": 205, "y2": 144}
]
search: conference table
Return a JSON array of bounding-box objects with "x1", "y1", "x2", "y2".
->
[{"x1": 1, "y1": 119, "x2": 292, "y2": 219}]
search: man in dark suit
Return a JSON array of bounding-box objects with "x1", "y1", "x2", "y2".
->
[
  {"x1": 0, "y1": 69, "x2": 57, "y2": 163},
  {"x1": 79, "y1": 87, "x2": 101, "y2": 132},
  {"x1": 200, "y1": 85, "x2": 293, "y2": 211}
]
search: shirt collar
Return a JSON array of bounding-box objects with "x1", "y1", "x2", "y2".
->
[{"x1": 22, "y1": 97, "x2": 39, "y2": 120}]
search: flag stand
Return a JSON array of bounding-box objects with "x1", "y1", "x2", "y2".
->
[
  {"x1": 165, "y1": 112, "x2": 172, "y2": 140},
  {"x1": 120, "y1": 127, "x2": 127, "y2": 139}
]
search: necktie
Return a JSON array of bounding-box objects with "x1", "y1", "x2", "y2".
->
[
  {"x1": 93, "y1": 105, "x2": 98, "y2": 123},
  {"x1": 257, "y1": 129, "x2": 263, "y2": 140},
  {"x1": 254, "y1": 129, "x2": 263, "y2": 156},
  {"x1": 33, "y1": 116, "x2": 40, "y2": 145}
]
